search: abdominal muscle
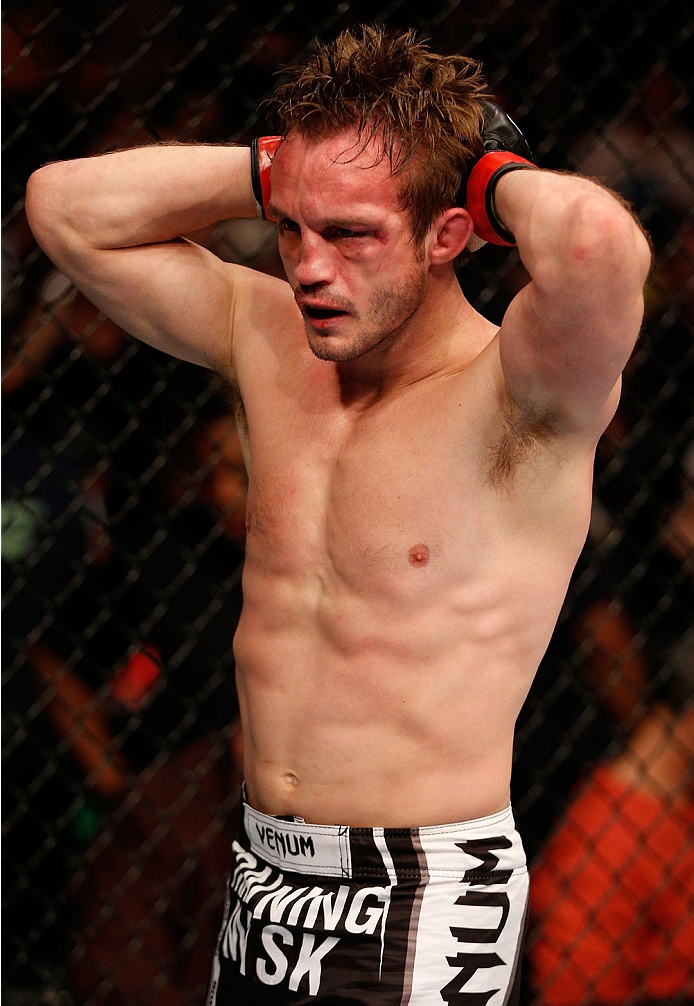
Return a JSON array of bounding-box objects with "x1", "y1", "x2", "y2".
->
[{"x1": 234, "y1": 549, "x2": 552, "y2": 828}]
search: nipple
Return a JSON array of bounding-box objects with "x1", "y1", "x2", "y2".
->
[{"x1": 408, "y1": 543, "x2": 430, "y2": 567}]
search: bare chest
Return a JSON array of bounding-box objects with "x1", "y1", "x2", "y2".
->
[{"x1": 242, "y1": 382, "x2": 498, "y2": 592}]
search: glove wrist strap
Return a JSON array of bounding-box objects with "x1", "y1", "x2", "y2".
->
[
  {"x1": 251, "y1": 136, "x2": 283, "y2": 221},
  {"x1": 466, "y1": 151, "x2": 536, "y2": 246}
]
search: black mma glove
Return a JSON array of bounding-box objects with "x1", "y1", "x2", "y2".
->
[{"x1": 465, "y1": 100, "x2": 536, "y2": 247}]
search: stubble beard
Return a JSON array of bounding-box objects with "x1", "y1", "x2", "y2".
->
[{"x1": 305, "y1": 267, "x2": 429, "y2": 363}]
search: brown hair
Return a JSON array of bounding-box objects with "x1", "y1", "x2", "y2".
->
[{"x1": 266, "y1": 24, "x2": 489, "y2": 245}]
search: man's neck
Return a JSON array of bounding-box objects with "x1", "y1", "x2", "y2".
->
[{"x1": 335, "y1": 270, "x2": 494, "y2": 404}]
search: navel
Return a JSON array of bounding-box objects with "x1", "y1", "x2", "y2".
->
[{"x1": 408, "y1": 543, "x2": 430, "y2": 567}]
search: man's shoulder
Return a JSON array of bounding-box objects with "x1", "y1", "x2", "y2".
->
[
  {"x1": 445, "y1": 333, "x2": 600, "y2": 489},
  {"x1": 226, "y1": 264, "x2": 303, "y2": 346},
  {"x1": 225, "y1": 262, "x2": 295, "y2": 312},
  {"x1": 225, "y1": 264, "x2": 308, "y2": 385}
]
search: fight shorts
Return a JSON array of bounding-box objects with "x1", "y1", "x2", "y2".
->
[{"x1": 206, "y1": 797, "x2": 529, "y2": 1005}]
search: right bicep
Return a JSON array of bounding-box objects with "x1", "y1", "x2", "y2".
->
[{"x1": 38, "y1": 234, "x2": 238, "y2": 373}]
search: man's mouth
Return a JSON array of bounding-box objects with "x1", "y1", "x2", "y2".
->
[
  {"x1": 303, "y1": 305, "x2": 348, "y2": 320},
  {"x1": 300, "y1": 304, "x2": 351, "y2": 328}
]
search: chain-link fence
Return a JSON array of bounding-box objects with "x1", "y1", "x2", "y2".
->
[{"x1": 3, "y1": 2, "x2": 693, "y2": 1004}]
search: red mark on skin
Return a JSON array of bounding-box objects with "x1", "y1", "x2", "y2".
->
[{"x1": 408, "y1": 543, "x2": 430, "y2": 567}]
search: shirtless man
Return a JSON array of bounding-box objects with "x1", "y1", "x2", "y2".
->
[{"x1": 25, "y1": 25, "x2": 650, "y2": 1006}]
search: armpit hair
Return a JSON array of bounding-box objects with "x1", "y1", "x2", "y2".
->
[
  {"x1": 221, "y1": 374, "x2": 248, "y2": 437},
  {"x1": 487, "y1": 392, "x2": 558, "y2": 487}
]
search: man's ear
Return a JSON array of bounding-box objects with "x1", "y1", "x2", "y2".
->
[{"x1": 428, "y1": 208, "x2": 475, "y2": 264}]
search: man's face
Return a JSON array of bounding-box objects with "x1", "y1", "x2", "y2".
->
[{"x1": 268, "y1": 130, "x2": 431, "y2": 363}]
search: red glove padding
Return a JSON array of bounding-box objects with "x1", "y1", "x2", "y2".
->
[
  {"x1": 251, "y1": 136, "x2": 283, "y2": 221},
  {"x1": 465, "y1": 151, "x2": 536, "y2": 246}
]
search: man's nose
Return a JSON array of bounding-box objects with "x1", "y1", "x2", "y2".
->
[{"x1": 293, "y1": 234, "x2": 336, "y2": 287}]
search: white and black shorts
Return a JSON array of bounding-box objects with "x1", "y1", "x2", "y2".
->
[{"x1": 207, "y1": 798, "x2": 529, "y2": 1005}]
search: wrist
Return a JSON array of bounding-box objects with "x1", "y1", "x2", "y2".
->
[
  {"x1": 465, "y1": 151, "x2": 536, "y2": 246},
  {"x1": 251, "y1": 136, "x2": 283, "y2": 221}
]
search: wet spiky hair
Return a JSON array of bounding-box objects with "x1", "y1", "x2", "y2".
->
[{"x1": 266, "y1": 24, "x2": 489, "y2": 244}]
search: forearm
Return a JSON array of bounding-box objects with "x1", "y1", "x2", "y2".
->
[
  {"x1": 493, "y1": 168, "x2": 651, "y2": 294},
  {"x1": 26, "y1": 143, "x2": 256, "y2": 258}
]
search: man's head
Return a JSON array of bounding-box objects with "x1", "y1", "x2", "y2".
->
[
  {"x1": 267, "y1": 24, "x2": 489, "y2": 247},
  {"x1": 269, "y1": 128, "x2": 437, "y2": 363},
  {"x1": 265, "y1": 26, "x2": 489, "y2": 365}
]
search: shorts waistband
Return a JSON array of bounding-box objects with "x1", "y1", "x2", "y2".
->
[{"x1": 241, "y1": 799, "x2": 526, "y2": 881}]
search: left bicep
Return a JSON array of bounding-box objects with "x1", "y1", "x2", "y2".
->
[
  {"x1": 498, "y1": 277, "x2": 640, "y2": 435},
  {"x1": 497, "y1": 178, "x2": 650, "y2": 436}
]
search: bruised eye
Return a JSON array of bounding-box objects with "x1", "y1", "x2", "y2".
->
[{"x1": 333, "y1": 228, "x2": 367, "y2": 239}]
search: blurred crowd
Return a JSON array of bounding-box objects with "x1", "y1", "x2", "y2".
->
[{"x1": 2, "y1": 2, "x2": 692, "y2": 1004}]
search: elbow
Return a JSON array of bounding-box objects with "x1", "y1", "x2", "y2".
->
[
  {"x1": 25, "y1": 160, "x2": 80, "y2": 255},
  {"x1": 26, "y1": 162, "x2": 62, "y2": 229},
  {"x1": 565, "y1": 194, "x2": 652, "y2": 293}
]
